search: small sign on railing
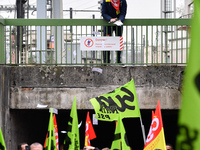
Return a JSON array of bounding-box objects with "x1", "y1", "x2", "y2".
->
[{"x1": 80, "y1": 36, "x2": 123, "y2": 51}]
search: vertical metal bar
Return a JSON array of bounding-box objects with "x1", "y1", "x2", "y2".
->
[
  {"x1": 176, "y1": 25, "x2": 178, "y2": 63},
  {"x1": 171, "y1": 25, "x2": 173, "y2": 64},
  {"x1": 71, "y1": 25, "x2": 73, "y2": 65},
  {"x1": 141, "y1": 26, "x2": 142, "y2": 64},
  {"x1": 86, "y1": 26, "x2": 88, "y2": 65},
  {"x1": 161, "y1": 25, "x2": 163, "y2": 63},
  {"x1": 146, "y1": 25, "x2": 148, "y2": 64},
  {"x1": 165, "y1": 25, "x2": 168, "y2": 64},
  {"x1": 90, "y1": 25, "x2": 92, "y2": 64},
  {"x1": 101, "y1": 25, "x2": 103, "y2": 64},
  {"x1": 181, "y1": 25, "x2": 183, "y2": 64},
  {"x1": 81, "y1": 25, "x2": 83, "y2": 65},
  {"x1": 40, "y1": 26, "x2": 42, "y2": 64},
  {"x1": 76, "y1": 25, "x2": 78, "y2": 64},
  {"x1": 136, "y1": 26, "x2": 138, "y2": 64},
  {"x1": 30, "y1": 26, "x2": 33, "y2": 64},
  {"x1": 15, "y1": 26, "x2": 17, "y2": 64},
  {"x1": 61, "y1": 26, "x2": 63, "y2": 64},
  {"x1": 95, "y1": 25, "x2": 98, "y2": 65},
  {"x1": 35, "y1": 26, "x2": 37, "y2": 64},
  {"x1": 131, "y1": 26, "x2": 134, "y2": 64},
  {"x1": 25, "y1": 25, "x2": 27, "y2": 64},
  {"x1": 165, "y1": 25, "x2": 168, "y2": 63},
  {"x1": 156, "y1": 26, "x2": 158, "y2": 64},
  {"x1": 55, "y1": 26, "x2": 58, "y2": 64},
  {"x1": 20, "y1": 26, "x2": 22, "y2": 64},
  {"x1": 111, "y1": 26, "x2": 113, "y2": 64},
  {"x1": 151, "y1": 25, "x2": 153, "y2": 64},
  {"x1": 64, "y1": 26, "x2": 67, "y2": 65},
  {"x1": 186, "y1": 25, "x2": 189, "y2": 63},
  {"x1": 10, "y1": 26, "x2": 12, "y2": 64},
  {"x1": 141, "y1": 26, "x2": 144, "y2": 64},
  {"x1": 126, "y1": 25, "x2": 128, "y2": 64}
]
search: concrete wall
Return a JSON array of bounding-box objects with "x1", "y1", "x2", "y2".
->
[
  {"x1": 0, "y1": 66, "x2": 11, "y2": 149},
  {"x1": 9, "y1": 65, "x2": 184, "y2": 109},
  {"x1": 0, "y1": 65, "x2": 184, "y2": 148}
]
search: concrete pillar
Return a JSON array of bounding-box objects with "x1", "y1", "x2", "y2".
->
[
  {"x1": 37, "y1": 0, "x2": 47, "y2": 64},
  {"x1": 52, "y1": 0, "x2": 64, "y2": 64},
  {"x1": 0, "y1": 67, "x2": 11, "y2": 149}
]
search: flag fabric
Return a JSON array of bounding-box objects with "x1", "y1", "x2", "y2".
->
[
  {"x1": 90, "y1": 79, "x2": 141, "y2": 121},
  {"x1": 63, "y1": 97, "x2": 80, "y2": 150},
  {"x1": 143, "y1": 100, "x2": 166, "y2": 150},
  {"x1": 53, "y1": 114, "x2": 59, "y2": 150},
  {"x1": 0, "y1": 126, "x2": 6, "y2": 150},
  {"x1": 44, "y1": 108, "x2": 57, "y2": 150},
  {"x1": 85, "y1": 111, "x2": 96, "y2": 146},
  {"x1": 111, "y1": 115, "x2": 130, "y2": 150},
  {"x1": 44, "y1": 114, "x2": 59, "y2": 150},
  {"x1": 176, "y1": 0, "x2": 200, "y2": 149}
]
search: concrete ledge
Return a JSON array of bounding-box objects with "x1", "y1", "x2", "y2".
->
[
  {"x1": 7, "y1": 65, "x2": 184, "y2": 110},
  {"x1": 10, "y1": 86, "x2": 181, "y2": 109}
]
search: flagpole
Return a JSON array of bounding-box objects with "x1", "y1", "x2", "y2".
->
[{"x1": 139, "y1": 117, "x2": 146, "y2": 145}]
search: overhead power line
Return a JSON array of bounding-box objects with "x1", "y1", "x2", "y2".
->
[{"x1": 63, "y1": 9, "x2": 100, "y2": 12}]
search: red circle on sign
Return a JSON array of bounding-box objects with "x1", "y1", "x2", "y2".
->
[{"x1": 84, "y1": 38, "x2": 94, "y2": 47}]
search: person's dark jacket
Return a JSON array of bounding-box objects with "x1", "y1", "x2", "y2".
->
[{"x1": 101, "y1": 0, "x2": 127, "y2": 22}]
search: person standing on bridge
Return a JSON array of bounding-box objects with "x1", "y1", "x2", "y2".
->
[{"x1": 101, "y1": 0, "x2": 127, "y2": 64}]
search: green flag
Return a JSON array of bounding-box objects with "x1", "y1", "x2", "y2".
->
[
  {"x1": 90, "y1": 79, "x2": 141, "y2": 121},
  {"x1": 111, "y1": 116, "x2": 130, "y2": 150},
  {"x1": 176, "y1": 1, "x2": 200, "y2": 149},
  {"x1": 0, "y1": 126, "x2": 6, "y2": 150},
  {"x1": 63, "y1": 97, "x2": 80, "y2": 150},
  {"x1": 45, "y1": 108, "x2": 57, "y2": 150}
]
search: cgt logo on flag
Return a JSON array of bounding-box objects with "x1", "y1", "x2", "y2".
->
[
  {"x1": 85, "y1": 112, "x2": 96, "y2": 146},
  {"x1": 143, "y1": 100, "x2": 166, "y2": 150},
  {"x1": 146, "y1": 116, "x2": 160, "y2": 143}
]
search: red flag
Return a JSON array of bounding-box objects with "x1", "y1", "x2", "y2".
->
[
  {"x1": 143, "y1": 100, "x2": 166, "y2": 150},
  {"x1": 53, "y1": 114, "x2": 59, "y2": 150},
  {"x1": 44, "y1": 114, "x2": 59, "y2": 150},
  {"x1": 85, "y1": 112, "x2": 96, "y2": 146}
]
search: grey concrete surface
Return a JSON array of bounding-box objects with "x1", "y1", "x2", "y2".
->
[
  {"x1": 8, "y1": 65, "x2": 184, "y2": 109},
  {"x1": 0, "y1": 65, "x2": 185, "y2": 149}
]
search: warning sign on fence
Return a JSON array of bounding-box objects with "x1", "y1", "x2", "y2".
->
[{"x1": 80, "y1": 36, "x2": 123, "y2": 51}]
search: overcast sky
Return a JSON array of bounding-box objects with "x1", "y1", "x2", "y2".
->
[{"x1": 0, "y1": 0, "x2": 184, "y2": 19}]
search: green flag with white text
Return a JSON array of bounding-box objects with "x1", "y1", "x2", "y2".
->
[
  {"x1": 90, "y1": 79, "x2": 141, "y2": 121},
  {"x1": 63, "y1": 97, "x2": 80, "y2": 150},
  {"x1": 111, "y1": 116, "x2": 130, "y2": 150},
  {"x1": 176, "y1": 0, "x2": 200, "y2": 149},
  {"x1": 0, "y1": 126, "x2": 6, "y2": 150}
]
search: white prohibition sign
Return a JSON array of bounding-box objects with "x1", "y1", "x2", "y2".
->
[{"x1": 84, "y1": 38, "x2": 94, "y2": 47}]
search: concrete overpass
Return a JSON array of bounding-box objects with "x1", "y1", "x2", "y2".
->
[{"x1": 0, "y1": 65, "x2": 184, "y2": 149}]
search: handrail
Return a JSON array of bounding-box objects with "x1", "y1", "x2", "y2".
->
[
  {"x1": 0, "y1": 18, "x2": 191, "y2": 66},
  {"x1": 3, "y1": 19, "x2": 191, "y2": 26},
  {"x1": 0, "y1": 19, "x2": 5, "y2": 25}
]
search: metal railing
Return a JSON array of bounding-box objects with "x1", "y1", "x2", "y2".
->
[{"x1": 0, "y1": 19, "x2": 191, "y2": 66}]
